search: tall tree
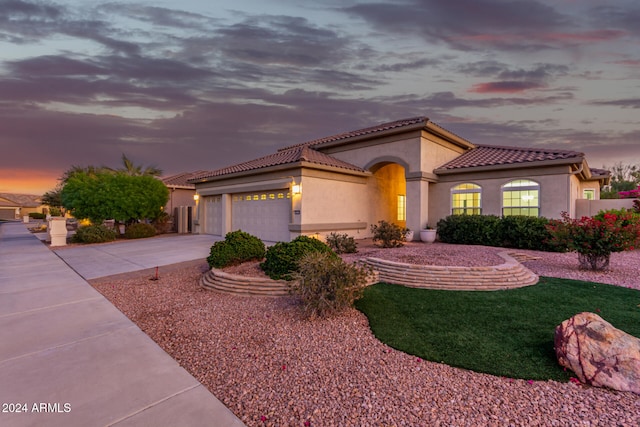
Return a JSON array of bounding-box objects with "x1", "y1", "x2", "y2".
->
[
  {"x1": 60, "y1": 171, "x2": 169, "y2": 224},
  {"x1": 117, "y1": 154, "x2": 162, "y2": 177}
]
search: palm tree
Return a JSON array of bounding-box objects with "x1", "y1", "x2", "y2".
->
[{"x1": 118, "y1": 153, "x2": 162, "y2": 176}]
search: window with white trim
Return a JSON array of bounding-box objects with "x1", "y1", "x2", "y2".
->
[
  {"x1": 451, "y1": 183, "x2": 482, "y2": 215},
  {"x1": 502, "y1": 179, "x2": 540, "y2": 217},
  {"x1": 583, "y1": 189, "x2": 595, "y2": 200}
]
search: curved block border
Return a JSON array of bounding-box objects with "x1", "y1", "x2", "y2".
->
[
  {"x1": 201, "y1": 268, "x2": 290, "y2": 297},
  {"x1": 200, "y1": 252, "x2": 538, "y2": 296},
  {"x1": 362, "y1": 251, "x2": 538, "y2": 291}
]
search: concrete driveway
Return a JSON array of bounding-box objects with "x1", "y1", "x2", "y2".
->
[{"x1": 0, "y1": 223, "x2": 242, "y2": 427}]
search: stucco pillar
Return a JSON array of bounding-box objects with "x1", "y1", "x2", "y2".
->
[
  {"x1": 406, "y1": 177, "x2": 430, "y2": 236},
  {"x1": 222, "y1": 193, "x2": 232, "y2": 235}
]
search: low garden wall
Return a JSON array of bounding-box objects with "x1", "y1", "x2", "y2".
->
[
  {"x1": 362, "y1": 251, "x2": 538, "y2": 291},
  {"x1": 201, "y1": 268, "x2": 290, "y2": 297}
]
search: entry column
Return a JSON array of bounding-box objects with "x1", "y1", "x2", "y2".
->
[{"x1": 406, "y1": 175, "x2": 430, "y2": 237}]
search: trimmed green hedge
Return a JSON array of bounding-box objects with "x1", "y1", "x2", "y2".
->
[{"x1": 436, "y1": 214, "x2": 560, "y2": 251}]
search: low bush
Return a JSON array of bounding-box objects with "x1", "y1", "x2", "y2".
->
[
  {"x1": 437, "y1": 214, "x2": 560, "y2": 251},
  {"x1": 29, "y1": 212, "x2": 46, "y2": 219},
  {"x1": 437, "y1": 215, "x2": 501, "y2": 246},
  {"x1": 290, "y1": 252, "x2": 372, "y2": 319},
  {"x1": 594, "y1": 208, "x2": 640, "y2": 225},
  {"x1": 152, "y1": 212, "x2": 174, "y2": 234},
  {"x1": 71, "y1": 224, "x2": 117, "y2": 244},
  {"x1": 124, "y1": 223, "x2": 157, "y2": 239},
  {"x1": 499, "y1": 215, "x2": 557, "y2": 251},
  {"x1": 207, "y1": 230, "x2": 266, "y2": 269},
  {"x1": 370, "y1": 220, "x2": 408, "y2": 248},
  {"x1": 261, "y1": 235, "x2": 336, "y2": 280},
  {"x1": 325, "y1": 232, "x2": 358, "y2": 254}
]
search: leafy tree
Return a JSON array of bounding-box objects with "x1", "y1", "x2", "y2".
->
[
  {"x1": 601, "y1": 162, "x2": 640, "y2": 199},
  {"x1": 60, "y1": 171, "x2": 168, "y2": 224}
]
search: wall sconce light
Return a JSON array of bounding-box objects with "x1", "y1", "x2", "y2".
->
[
  {"x1": 193, "y1": 194, "x2": 200, "y2": 201},
  {"x1": 292, "y1": 184, "x2": 301, "y2": 195}
]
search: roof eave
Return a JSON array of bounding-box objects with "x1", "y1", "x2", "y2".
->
[
  {"x1": 434, "y1": 156, "x2": 584, "y2": 175},
  {"x1": 191, "y1": 162, "x2": 368, "y2": 185}
]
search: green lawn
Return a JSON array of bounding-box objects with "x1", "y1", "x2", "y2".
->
[{"x1": 355, "y1": 277, "x2": 640, "y2": 381}]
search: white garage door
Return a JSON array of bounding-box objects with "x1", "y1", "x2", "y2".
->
[
  {"x1": 232, "y1": 191, "x2": 291, "y2": 242},
  {"x1": 203, "y1": 195, "x2": 222, "y2": 236}
]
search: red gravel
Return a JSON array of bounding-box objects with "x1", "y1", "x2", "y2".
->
[{"x1": 89, "y1": 244, "x2": 640, "y2": 426}]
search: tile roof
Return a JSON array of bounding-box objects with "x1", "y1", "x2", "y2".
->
[
  {"x1": 436, "y1": 144, "x2": 584, "y2": 171},
  {"x1": 0, "y1": 193, "x2": 42, "y2": 208},
  {"x1": 190, "y1": 145, "x2": 366, "y2": 182},
  {"x1": 161, "y1": 171, "x2": 206, "y2": 189},
  {"x1": 281, "y1": 116, "x2": 429, "y2": 151}
]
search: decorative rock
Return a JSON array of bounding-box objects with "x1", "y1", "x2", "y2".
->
[{"x1": 555, "y1": 312, "x2": 640, "y2": 394}]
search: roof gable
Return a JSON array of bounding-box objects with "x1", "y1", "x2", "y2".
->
[
  {"x1": 190, "y1": 145, "x2": 365, "y2": 182},
  {"x1": 281, "y1": 117, "x2": 429, "y2": 151}
]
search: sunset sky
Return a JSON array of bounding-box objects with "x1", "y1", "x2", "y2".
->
[{"x1": 1, "y1": 0, "x2": 639, "y2": 195}]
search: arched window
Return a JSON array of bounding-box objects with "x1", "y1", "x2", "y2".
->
[
  {"x1": 502, "y1": 179, "x2": 540, "y2": 217},
  {"x1": 451, "y1": 183, "x2": 482, "y2": 215}
]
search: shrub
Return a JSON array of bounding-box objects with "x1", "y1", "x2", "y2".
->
[
  {"x1": 207, "y1": 230, "x2": 266, "y2": 269},
  {"x1": 547, "y1": 211, "x2": 640, "y2": 270},
  {"x1": 152, "y1": 212, "x2": 174, "y2": 234},
  {"x1": 124, "y1": 223, "x2": 157, "y2": 239},
  {"x1": 29, "y1": 212, "x2": 46, "y2": 219},
  {"x1": 261, "y1": 235, "x2": 336, "y2": 280},
  {"x1": 634, "y1": 199, "x2": 640, "y2": 214},
  {"x1": 290, "y1": 252, "x2": 372, "y2": 319},
  {"x1": 326, "y1": 232, "x2": 358, "y2": 254},
  {"x1": 498, "y1": 216, "x2": 558, "y2": 251},
  {"x1": 436, "y1": 215, "x2": 502, "y2": 246},
  {"x1": 594, "y1": 208, "x2": 640, "y2": 225},
  {"x1": 71, "y1": 224, "x2": 117, "y2": 244},
  {"x1": 370, "y1": 220, "x2": 408, "y2": 248}
]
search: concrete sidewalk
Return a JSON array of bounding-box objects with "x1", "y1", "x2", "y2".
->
[{"x1": 0, "y1": 222, "x2": 243, "y2": 427}]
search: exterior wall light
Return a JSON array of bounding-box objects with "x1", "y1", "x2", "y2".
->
[
  {"x1": 193, "y1": 194, "x2": 200, "y2": 201},
  {"x1": 292, "y1": 184, "x2": 301, "y2": 195}
]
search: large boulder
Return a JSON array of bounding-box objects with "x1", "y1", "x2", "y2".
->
[{"x1": 555, "y1": 312, "x2": 640, "y2": 394}]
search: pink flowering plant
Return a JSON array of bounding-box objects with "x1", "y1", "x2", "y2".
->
[{"x1": 546, "y1": 211, "x2": 640, "y2": 271}]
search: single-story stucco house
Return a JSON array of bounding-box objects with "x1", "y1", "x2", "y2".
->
[
  {"x1": 0, "y1": 193, "x2": 44, "y2": 220},
  {"x1": 189, "y1": 117, "x2": 610, "y2": 242}
]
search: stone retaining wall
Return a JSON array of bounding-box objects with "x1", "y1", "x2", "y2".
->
[
  {"x1": 201, "y1": 268, "x2": 290, "y2": 297},
  {"x1": 362, "y1": 251, "x2": 538, "y2": 291},
  {"x1": 201, "y1": 252, "x2": 537, "y2": 296}
]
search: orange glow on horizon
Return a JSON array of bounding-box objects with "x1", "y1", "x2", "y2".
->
[{"x1": 0, "y1": 168, "x2": 60, "y2": 195}]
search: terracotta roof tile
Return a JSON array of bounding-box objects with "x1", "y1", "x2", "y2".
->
[
  {"x1": 281, "y1": 116, "x2": 428, "y2": 151},
  {"x1": 0, "y1": 193, "x2": 41, "y2": 208},
  {"x1": 436, "y1": 144, "x2": 584, "y2": 171},
  {"x1": 162, "y1": 171, "x2": 206, "y2": 188},
  {"x1": 190, "y1": 146, "x2": 365, "y2": 182}
]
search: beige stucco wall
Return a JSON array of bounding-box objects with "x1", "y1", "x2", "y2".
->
[
  {"x1": 296, "y1": 170, "x2": 370, "y2": 240},
  {"x1": 429, "y1": 165, "x2": 577, "y2": 223},
  {"x1": 165, "y1": 188, "x2": 195, "y2": 214},
  {"x1": 575, "y1": 199, "x2": 635, "y2": 217}
]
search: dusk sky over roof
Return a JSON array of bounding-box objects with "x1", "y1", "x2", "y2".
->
[{"x1": 1, "y1": 0, "x2": 639, "y2": 195}]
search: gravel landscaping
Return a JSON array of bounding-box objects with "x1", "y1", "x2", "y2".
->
[{"x1": 89, "y1": 243, "x2": 640, "y2": 426}]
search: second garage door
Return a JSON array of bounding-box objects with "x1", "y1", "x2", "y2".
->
[{"x1": 232, "y1": 191, "x2": 291, "y2": 242}]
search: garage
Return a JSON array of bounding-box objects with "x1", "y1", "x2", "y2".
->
[
  {"x1": 202, "y1": 195, "x2": 222, "y2": 236},
  {"x1": 231, "y1": 191, "x2": 291, "y2": 242},
  {"x1": 0, "y1": 208, "x2": 16, "y2": 220}
]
